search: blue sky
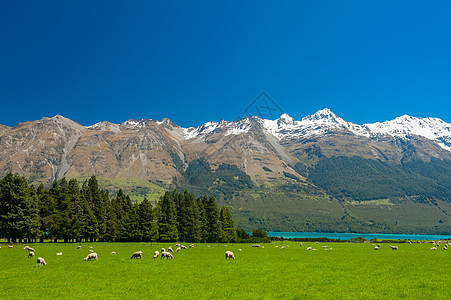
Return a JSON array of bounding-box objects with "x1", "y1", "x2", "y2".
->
[{"x1": 1, "y1": 1, "x2": 450, "y2": 128}]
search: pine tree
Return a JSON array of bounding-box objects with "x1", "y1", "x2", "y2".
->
[
  {"x1": 219, "y1": 206, "x2": 236, "y2": 243},
  {"x1": 138, "y1": 198, "x2": 158, "y2": 242},
  {"x1": 158, "y1": 191, "x2": 178, "y2": 242},
  {"x1": 203, "y1": 196, "x2": 221, "y2": 243},
  {"x1": 0, "y1": 173, "x2": 41, "y2": 243}
]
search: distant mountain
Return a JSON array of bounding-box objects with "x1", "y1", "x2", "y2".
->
[{"x1": 1, "y1": 109, "x2": 451, "y2": 234}]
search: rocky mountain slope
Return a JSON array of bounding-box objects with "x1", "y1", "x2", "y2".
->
[{"x1": 1, "y1": 109, "x2": 451, "y2": 233}]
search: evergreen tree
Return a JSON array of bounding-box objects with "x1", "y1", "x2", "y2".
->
[
  {"x1": 219, "y1": 206, "x2": 236, "y2": 243},
  {"x1": 158, "y1": 191, "x2": 178, "y2": 242},
  {"x1": 0, "y1": 173, "x2": 40, "y2": 243},
  {"x1": 203, "y1": 196, "x2": 221, "y2": 243},
  {"x1": 138, "y1": 198, "x2": 158, "y2": 242}
]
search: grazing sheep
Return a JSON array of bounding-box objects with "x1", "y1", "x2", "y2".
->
[
  {"x1": 252, "y1": 244, "x2": 260, "y2": 248},
  {"x1": 306, "y1": 247, "x2": 312, "y2": 251},
  {"x1": 8, "y1": 245, "x2": 13, "y2": 248},
  {"x1": 76, "y1": 246, "x2": 81, "y2": 249},
  {"x1": 275, "y1": 245, "x2": 279, "y2": 248},
  {"x1": 430, "y1": 247, "x2": 437, "y2": 250},
  {"x1": 262, "y1": 246, "x2": 265, "y2": 249},
  {"x1": 24, "y1": 246, "x2": 35, "y2": 252},
  {"x1": 36, "y1": 257, "x2": 46, "y2": 267},
  {"x1": 89, "y1": 246, "x2": 93, "y2": 249},
  {"x1": 161, "y1": 251, "x2": 174, "y2": 259},
  {"x1": 443, "y1": 247, "x2": 448, "y2": 250},
  {"x1": 181, "y1": 245, "x2": 187, "y2": 249},
  {"x1": 322, "y1": 245, "x2": 328, "y2": 248},
  {"x1": 28, "y1": 251, "x2": 35, "y2": 258},
  {"x1": 110, "y1": 251, "x2": 116, "y2": 255},
  {"x1": 316, "y1": 242, "x2": 319, "y2": 244},
  {"x1": 89, "y1": 250, "x2": 94, "y2": 253},
  {"x1": 390, "y1": 245, "x2": 398, "y2": 250},
  {"x1": 299, "y1": 243, "x2": 303, "y2": 247},
  {"x1": 206, "y1": 245, "x2": 210, "y2": 248},
  {"x1": 168, "y1": 246, "x2": 173, "y2": 252},
  {"x1": 176, "y1": 247, "x2": 181, "y2": 252},
  {"x1": 189, "y1": 244, "x2": 194, "y2": 248},
  {"x1": 131, "y1": 251, "x2": 143, "y2": 259},
  {"x1": 225, "y1": 251, "x2": 235, "y2": 260},
  {"x1": 238, "y1": 249, "x2": 242, "y2": 251},
  {"x1": 84, "y1": 253, "x2": 98, "y2": 261},
  {"x1": 56, "y1": 252, "x2": 62, "y2": 256},
  {"x1": 374, "y1": 246, "x2": 379, "y2": 250},
  {"x1": 281, "y1": 246, "x2": 285, "y2": 249},
  {"x1": 175, "y1": 244, "x2": 181, "y2": 247},
  {"x1": 154, "y1": 251, "x2": 159, "y2": 258},
  {"x1": 161, "y1": 248, "x2": 166, "y2": 253},
  {"x1": 224, "y1": 245, "x2": 228, "y2": 247}
]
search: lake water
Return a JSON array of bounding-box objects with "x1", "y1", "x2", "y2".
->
[{"x1": 267, "y1": 232, "x2": 451, "y2": 241}]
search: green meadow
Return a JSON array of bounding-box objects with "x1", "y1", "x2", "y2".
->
[{"x1": 1, "y1": 241, "x2": 449, "y2": 299}]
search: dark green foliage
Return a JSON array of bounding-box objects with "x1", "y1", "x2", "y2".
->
[
  {"x1": 0, "y1": 173, "x2": 40, "y2": 243},
  {"x1": 252, "y1": 228, "x2": 268, "y2": 238},
  {"x1": 138, "y1": 198, "x2": 158, "y2": 242},
  {"x1": 308, "y1": 156, "x2": 451, "y2": 201},
  {"x1": 0, "y1": 174, "x2": 236, "y2": 243},
  {"x1": 236, "y1": 226, "x2": 250, "y2": 239},
  {"x1": 219, "y1": 206, "x2": 236, "y2": 243},
  {"x1": 158, "y1": 191, "x2": 179, "y2": 242}
]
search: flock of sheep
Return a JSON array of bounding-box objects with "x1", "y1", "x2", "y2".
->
[{"x1": 4, "y1": 240, "x2": 450, "y2": 267}]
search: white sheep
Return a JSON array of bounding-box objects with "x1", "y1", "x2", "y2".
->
[
  {"x1": 24, "y1": 246, "x2": 35, "y2": 252},
  {"x1": 161, "y1": 251, "x2": 174, "y2": 259},
  {"x1": 262, "y1": 246, "x2": 265, "y2": 249},
  {"x1": 175, "y1": 247, "x2": 181, "y2": 252},
  {"x1": 130, "y1": 251, "x2": 143, "y2": 259},
  {"x1": 181, "y1": 245, "x2": 187, "y2": 249},
  {"x1": 225, "y1": 251, "x2": 235, "y2": 260},
  {"x1": 36, "y1": 257, "x2": 46, "y2": 267},
  {"x1": 390, "y1": 245, "x2": 398, "y2": 250},
  {"x1": 28, "y1": 251, "x2": 35, "y2": 258},
  {"x1": 8, "y1": 245, "x2": 13, "y2": 248},
  {"x1": 161, "y1": 247, "x2": 166, "y2": 253},
  {"x1": 154, "y1": 251, "x2": 160, "y2": 258},
  {"x1": 252, "y1": 244, "x2": 260, "y2": 247},
  {"x1": 281, "y1": 246, "x2": 285, "y2": 249},
  {"x1": 56, "y1": 252, "x2": 62, "y2": 256},
  {"x1": 89, "y1": 250, "x2": 94, "y2": 253},
  {"x1": 443, "y1": 247, "x2": 448, "y2": 250},
  {"x1": 175, "y1": 244, "x2": 181, "y2": 247},
  {"x1": 76, "y1": 246, "x2": 81, "y2": 249},
  {"x1": 430, "y1": 247, "x2": 437, "y2": 250},
  {"x1": 206, "y1": 245, "x2": 210, "y2": 248},
  {"x1": 374, "y1": 246, "x2": 379, "y2": 250},
  {"x1": 238, "y1": 249, "x2": 242, "y2": 251},
  {"x1": 306, "y1": 247, "x2": 312, "y2": 251},
  {"x1": 84, "y1": 253, "x2": 98, "y2": 261},
  {"x1": 189, "y1": 244, "x2": 194, "y2": 248},
  {"x1": 275, "y1": 245, "x2": 279, "y2": 248},
  {"x1": 89, "y1": 246, "x2": 93, "y2": 249},
  {"x1": 168, "y1": 246, "x2": 173, "y2": 252},
  {"x1": 110, "y1": 251, "x2": 116, "y2": 255},
  {"x1": 299, "y1": 243, "x2": 303, "y2": 247}
]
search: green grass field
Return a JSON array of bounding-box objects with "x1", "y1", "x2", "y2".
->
[{"x1": 1, "y1": 241, "x2": 450, "y2": 299}]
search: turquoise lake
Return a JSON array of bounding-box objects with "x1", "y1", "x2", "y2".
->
[{"x1": 267, "y1": 232, "x2": 451, "y2": 240}]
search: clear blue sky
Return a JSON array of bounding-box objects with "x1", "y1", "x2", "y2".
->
[{"x1": 1, "y1": 1, "x2": 450, "y2": 128}]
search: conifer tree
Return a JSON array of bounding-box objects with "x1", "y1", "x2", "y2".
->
[
  {"x1": 203, "y1": 196, "x2": 221, "y2": 243},
  {"x1": 158, "y1": 191, "x2": 178, "y2": 242},
  {"x1": 219, "y1": 206, "x2": 236, "y2": 243},
  {"x1": 138, "y1": 198, "x2": 158, "y2": 242}
]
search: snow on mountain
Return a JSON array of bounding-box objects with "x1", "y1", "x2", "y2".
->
[
  {"x1": 365, "y1": 115, "x2": 451, "y2": 151},
  {"x1": 87, "y1": 109, "x2": 451, "y2": 152}
]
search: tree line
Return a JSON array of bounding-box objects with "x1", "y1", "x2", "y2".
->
[{"x1": 0, "y1": 173, "x2": 237, "y2": 244}]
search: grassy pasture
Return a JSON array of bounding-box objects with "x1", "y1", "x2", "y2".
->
[{"x1": 0, "y1": 241, "x2": 450, "y2": 299}]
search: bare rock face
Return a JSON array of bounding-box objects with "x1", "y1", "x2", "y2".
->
[{"x1": 2, "y1": 110, "x2": 451, "y2": 232}]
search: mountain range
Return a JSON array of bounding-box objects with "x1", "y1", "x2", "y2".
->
[{"x1": 1, "y1": 109, "x2": 451, "y2": 234}]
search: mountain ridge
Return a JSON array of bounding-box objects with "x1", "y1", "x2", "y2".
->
[{"x1": 1, "y1": 109, "x2": 451, "y2": 233}]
